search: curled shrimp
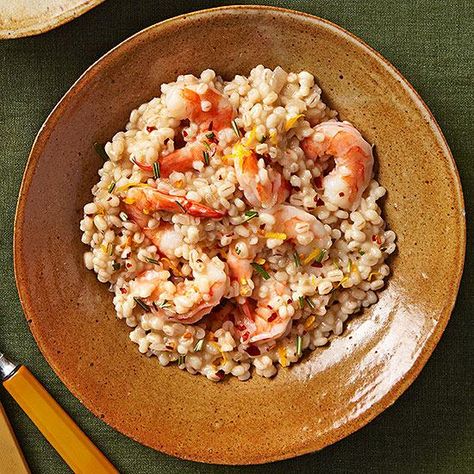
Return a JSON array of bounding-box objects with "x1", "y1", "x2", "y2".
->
[
  {"x1": 235, "y1": 281, "x2": 293, "y2": 344},
  {"x1": 233, "y1": 145, "x2": 288, "y2": 209},
  {"x1": 125, "y1": 186, "x2": 226, "y2": 219},
  {"x1": 130, "y1": 252, "x2": 228, "y2": 324},
  {"x1": 266, "y1": 204, "x2": 332, "y2": 251},
  {"x1": 165, "y1": 85, "x2": 235, "y2": 131},
  {"x1": 302, "y1": 121, "x2": 373, "y2": 210}
]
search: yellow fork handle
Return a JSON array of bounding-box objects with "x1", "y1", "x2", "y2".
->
[{"x1": 3, "y1": 366, "x2": 117, "y2": 474}]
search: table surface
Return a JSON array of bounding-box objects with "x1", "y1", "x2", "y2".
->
[{"x1": 0, "y1": 1, "x2": 472, "y2": 472}]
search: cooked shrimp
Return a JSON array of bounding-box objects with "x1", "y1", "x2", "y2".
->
[
  {"x1": 266, "y1": 204, "x2": 331, "y2": 251},
  {"x1": 165, "y1": 85, "x2": 235, "y2": 131},
  {"x1": 125, "y1": 186, "x2": 226, "y2": 219},
  {"x1": 302, "y1": 121, "x2": 373, "y2": 210},
  {"x1": 131, "y1": 253, "x2": 228, "y2": 324},
  {"x1": 235, "y1": 281, "x2": 293, "y2": 344},
  {"x1": 233, "y1": 145, "x2": 286, "y2": 209},
  {"x1": 226, "y1": 238, "x2": 264, "y2": 297},
  {"x1": 159, "y1": 136, "x2": 209, "y2": 178}
]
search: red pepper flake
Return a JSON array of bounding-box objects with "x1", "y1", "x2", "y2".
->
[
  {"x1": 339, "y1": 192, "x2": 345, "y2": 197},
  {"x1": 312, "y1": 262, "x2": 323, "y2": 268},
  {"x1": 376, "y1": 235, "x2": 382, "y2": 245},
  {"x1": 372, "y1": 235, "x2": 376, "y2": 242},
  {"x1": 208, "y1": 120, "x2": 214, "y2": 131},
  {"x1": 314, "y1": 176, "x2": 323, "y2": 188},
  {"x1": 316, "y1": 197, "x2": 325, "y2": 206},
  {"x1": 120, "y1": 288, "x2": 127, "y2": 294},
  {"x1": 267, "y1": 313, "x2": 277, "y2": 323},
  {"x1": 126, "y1": 263, "x2": 132, "y2": 268},
  {"x1": 245, "y1": 345, "x2": 260, "y2": 357},
  {"x1": 242, "y1": 332, "x2": 249, "y2": 342},
  {"x1": 216, "y1": 369, "x2": 225, "y2": 380},
  {"x1": 235, "y1": 324, "x2": 246, "y2": 331},
  {"x1": 182, "y1": 130, "x2": 188, "y2": 137},
  {"x1": 146, "y1": 125, "x2": 156, "y2": 133}
]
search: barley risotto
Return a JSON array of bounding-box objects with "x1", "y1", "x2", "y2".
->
[{"x1": 80, "y1": 65, "x2": 396, "y2": 381}]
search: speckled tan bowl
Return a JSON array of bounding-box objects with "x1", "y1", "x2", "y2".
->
[{"x1": 14, "y1": 6, "x2": 465, "y2": 464}]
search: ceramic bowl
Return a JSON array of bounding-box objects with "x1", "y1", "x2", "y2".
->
[{"x1": 14, "y1": 6, "x2": 465, "y2": 464}]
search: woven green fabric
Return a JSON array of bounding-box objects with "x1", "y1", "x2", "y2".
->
[{"x1": 0, "y1": 1, "x2": 472, "y2": 472}]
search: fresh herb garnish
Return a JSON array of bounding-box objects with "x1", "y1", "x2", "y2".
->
[
  {"x1": 359, "y1": 250, "x2": 365, "y2": 256},
  {"x1": 177, "y1": 355, "x2": 185, "y2": 366},
  {"x1": 153, "y1": 161, "x2": 160, "y2": 179},
  {"x1": 305, "y1": 297, "x2": 315, "y2": 309},
  {"x1": 296, "y1": 335, "x2": 303, "y2": 357},
  {"x1": 243, "y1": 210, "x2": 258, "y2": 222},
  {"x1": 194, "y1": 339, "x2": 204, "y2": 352},
  {"x1": 203, "y1": 141, "x2": 211, "y2": 151},
  {"x1": 94, "y1": 142, "x2": 108, "y2": 161},
  {"x1": 112, "y1": 262, "x2": 121, "y2": 271},
  {"x1": 145, "y1": 256, "x2": 160, "y2": 265},
  {"x1": 203, "y1": 150, "x2": 210, "y2": 165},
  {"x1": 108, "y1": 182, "x2": 116, "y2": 193},
  {"x1": 315, "y1": 249, "x2": 326, "y2": 263},
  {"x1": 235, "y1": 245, "x2": 242, "y2": 255},
  {"x1": 251, "y1": 262, "x2": 270, "y2": 280},
  {"x1": 133, "y1": 297, "x2": 150, "y2": 312},
  {"x1": 175, "y1": 200, "x2": 187, "y2": 213},
  {"x1": 159, "y1": 300, "x2": 170, "y2": 309},
  {"x1": 258, "y1": 135, "x2": 267, "y2": 143},
  {"x1": 206, "y1": 132, "x2": 215, "y2": 140},
  {"x1": 231, "y1": 119, "x2": 241, "y2": 137},
  {"x1": 299, "y1": 296, "x2": 305, "y2": 309},
  {"x1": 293, "y1": 251, "x2": 301, "y2": 267}
]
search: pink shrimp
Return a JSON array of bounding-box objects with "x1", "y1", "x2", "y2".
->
[
  {"x1": 164, "y1": 85, "x2": 235, "y2": 132},
  {"x1": 130, "y1": 254, "x2": 228, "y2": 324},
  {"x1": 125, "y1": 186, "x2": 226, "y2": 219},
  {"x1": 235, "y1": 281, "x2": 293, "y2": 344},
  {"x1": 233, "y1": 146, "x2": 287, "y2": 209},
  {"x1": 302, "y1": 121, "x2": 373, "y2": 211},
  {"x1": 266, "y1": 204, "x2": 332, "y2": 251}
]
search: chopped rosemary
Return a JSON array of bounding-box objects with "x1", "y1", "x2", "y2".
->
[
  {"x1": 145, "y1": 256, "x2": 160, "y2": 265},
  {"x1": 202, "y1": 141, "x2": 211, "y2": 150},
  {"x1": 112, "y1": 262, "x2": 121, "y2": 271},
  {"x1": 206, "y1": 132, "x2": 215, "y2": 140},
  {"x1": 258, "y1": 135, "x2": 267, "y2": 143},
  {"x1": 159, "y1": 300, "x2": 170, "y2": 309},
  {"x1": 175, "y1": 200, "x2": 187, "y2": 213},
  {"x1": 108, "y1": 181, "x2": 116, "y2": 193},
  {"x1": 305, "y1": 297, "x2": 315, "y2": 309},
  {"x1": 153, "y1": 161, "x2": 160, "y2": 179},
  {"x1": 231, "y1": 119, "x2": 241, "y2": 137},
  {"x1": 293, "y1": 251, "x2": 301, "y2": 267},
  {"x1": 177, "y1": 354, "x2": 185, "y2": 366},
  {"x1": 251, "y1": 262, "x2": 270, "y2": 280},
  {"x1": 299, "y1": 296, "x2": 305, "y2": 309},
  {"x1": 93, "y1": 142, "x2": 108, "y2": 161},
  {"x1": 203, "y1": 150, "x2": 210, "y2": 165},
  {"x1": 235, "y1": 245, "x2": 242, "y2": 255},
  {"x1": 194, "y1": 339, "x2": 204, "y2": 352},
  {"x1": 119, "y1": 211, "x2": 129, "y2": 221},
  {"x1": 315, "y1": 249, "x2": 327, "y2": 263},
  {"x1": 359, "y1": 250, "x2": 366, "y2": 256},
  {"x1": 133, "y1": 297, "x2": 150, "y2": 312},
  {"x1": 243, "y1": 210, "x2": 258, "y2": 222},
  {"x1": 296, "y1": 335, "x2": 303, "y2": 357}
]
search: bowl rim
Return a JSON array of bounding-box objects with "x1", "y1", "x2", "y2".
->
[{"x1": 13, "y1": 4, "x2": 466, "y2": 464}]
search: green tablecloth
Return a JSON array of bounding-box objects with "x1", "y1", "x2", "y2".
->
[{"x1": 0, "y1": 1, "x2": 472, "y2": 472}]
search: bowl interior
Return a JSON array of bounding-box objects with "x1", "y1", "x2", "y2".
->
[{"x1": 14, "y1": 6, "x2": 465, "y2": 464}]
